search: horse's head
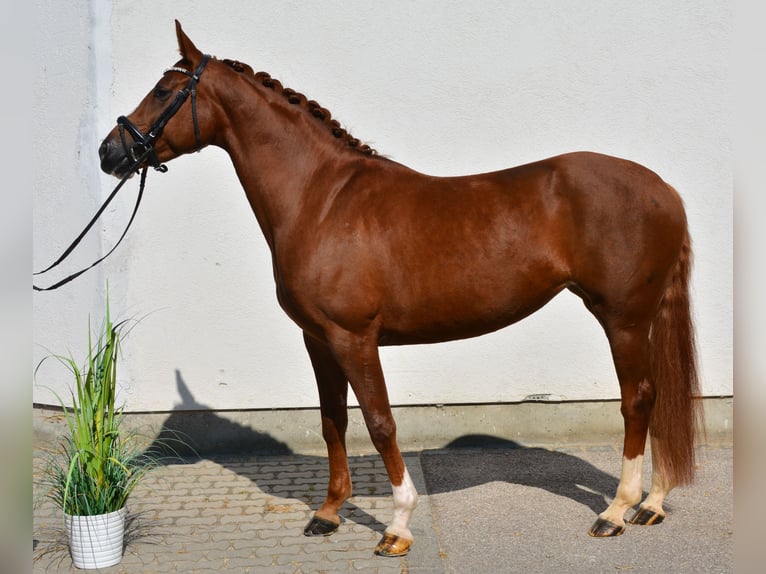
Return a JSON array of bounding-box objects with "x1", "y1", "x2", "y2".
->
[{"x1": 99, "y1": 21, "x2": 216, "y2": 178}]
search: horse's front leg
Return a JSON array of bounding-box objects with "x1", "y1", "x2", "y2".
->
[
  {"x1": 302, "y1": 332, "x2": 353, "y2": 536},
  {"x1": 327, "y1": 326, "x2": 418, "y2": 557}
]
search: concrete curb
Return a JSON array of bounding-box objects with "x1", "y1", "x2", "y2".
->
[{"x1": 33, "y1": 397, "x2": 732, "y2": 457}]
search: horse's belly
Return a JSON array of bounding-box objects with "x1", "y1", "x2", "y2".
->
[{"x1": 378, "y1": 272, "x2": 566, "y2": 345}]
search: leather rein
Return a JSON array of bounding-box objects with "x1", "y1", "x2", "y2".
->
[{"x1": 33, "y1": 54, "x2": 211, "y2": 292}]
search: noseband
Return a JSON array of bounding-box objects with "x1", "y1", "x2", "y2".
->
[{"x1": 117, "y1": 53, "x2": 211, "y2": 172}]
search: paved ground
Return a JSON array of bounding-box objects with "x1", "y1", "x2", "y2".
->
[{"x1": 33, "y1": 440, "x2": 732, "y2": 573}]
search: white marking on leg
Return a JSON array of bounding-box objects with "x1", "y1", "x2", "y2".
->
[
  {"x1": 600, "y1": 455, "x2": 644, "y2": 525},
  {"x1": 386, "y1": 467, "x2": 418, "y2": 540},
  {"x1": 641, "y1": 458, "x2": 672, "y2": 515}
]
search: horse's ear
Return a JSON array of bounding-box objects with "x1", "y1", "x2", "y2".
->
[{"x1": 175, "y1": 19, "x2": 203, "y2": 61}]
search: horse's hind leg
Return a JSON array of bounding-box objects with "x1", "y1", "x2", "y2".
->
[
  {"x1": 589, "y1": 319, "x2": 655, "y2": 537},
  {"x1": 627, "y1": 435, "x2": 673, "y2": 525},
  {"x1": 302, "y1": 332, "x2": 353, "y2": 536}
]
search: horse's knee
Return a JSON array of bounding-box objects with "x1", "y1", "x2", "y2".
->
[{"x1": 366, "y1": 414, "x2": 397, "y2": 453}]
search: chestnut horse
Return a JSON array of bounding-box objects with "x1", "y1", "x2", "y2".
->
[{"x1": 99, "y1": 22, "x2": 701, "y2": 556}]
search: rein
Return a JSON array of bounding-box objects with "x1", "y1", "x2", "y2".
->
[
  {"x1": 33, "y1": 163, "x2": 149, "y2": 291},
  {"x1": 33, "y1": 54, "x2": 211, "y2": 292}
]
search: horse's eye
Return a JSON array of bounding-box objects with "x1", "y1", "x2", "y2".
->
[{"x1": 153, "y1": 86, "x2": 172, "y2": 101}]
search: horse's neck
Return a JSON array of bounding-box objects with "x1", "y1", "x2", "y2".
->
[{"x1": 219, "y1": 89, "x2": 370, "y2": 250}]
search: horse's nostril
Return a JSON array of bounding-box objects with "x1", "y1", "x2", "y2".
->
[{"x1": 98, "y1": 139, "x2": 110, "y2": 161}]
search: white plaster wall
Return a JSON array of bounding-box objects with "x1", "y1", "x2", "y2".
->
[{"x1": 33, "y1": 1, "x2": 732, "y2": 412}]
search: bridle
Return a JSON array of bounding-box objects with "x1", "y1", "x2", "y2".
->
[
  {"x1": 117, "y1": 54, "x2": 211, "y2": 173},
  {"x1": 33, "y1": 54, "x2": 212, "y2": 291}
]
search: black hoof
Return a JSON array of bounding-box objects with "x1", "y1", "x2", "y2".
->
[
  {"x1": 629, "y1": 507, "x2": 665, "y2": 526},
  {"x1": 303, "y1": 515, "x2": 340, "y2": 537},
  {"x1": 588, "y1": 517, "x2": 626, "y2": 537}
]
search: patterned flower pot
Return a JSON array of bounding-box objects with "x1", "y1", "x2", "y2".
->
[{"x1": 64, "y1": 507, "x2": 127, "y2": 569}]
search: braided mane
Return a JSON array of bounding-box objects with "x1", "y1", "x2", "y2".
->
[{"x1": 222, "y1": 58, "x2": 376, "y2": 156}]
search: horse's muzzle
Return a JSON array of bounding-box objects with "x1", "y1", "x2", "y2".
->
[{"x1": 99, "y1": 137, "x2": 135, "y2": 178}]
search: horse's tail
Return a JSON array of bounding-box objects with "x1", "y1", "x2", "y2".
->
[{"x1": 648, "y1": 225, "x2": 704, "y2": 486}]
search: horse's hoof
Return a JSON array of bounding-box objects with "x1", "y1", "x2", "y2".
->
[
  {"x1": 588, "y1": 517, "x2": 626, "y2": 537},
  {"x1": 374, "y1": 532, "x2": 413, "y2": 557},
  {"x1": 303, "y1": 516, "x2": 340, "y2": 537},
  {"x1": 628, "y1": 507, "x2": 665, "y2": 526}
]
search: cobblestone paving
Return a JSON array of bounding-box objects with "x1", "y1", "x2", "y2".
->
[
  {"x1": 33, "y1": 452, "x2": 443, "y2": 573},
  {"x1": 33, "y1": 443, "x2": 732, "y2": 573}
]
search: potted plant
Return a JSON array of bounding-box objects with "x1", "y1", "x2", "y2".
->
[{"x1": 37, "y1": 292, "x2": 154, "y2": 569}]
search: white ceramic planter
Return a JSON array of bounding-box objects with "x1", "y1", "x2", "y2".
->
[{"x1": 65, "y1": 507, "x2": 127, "y2": 569}]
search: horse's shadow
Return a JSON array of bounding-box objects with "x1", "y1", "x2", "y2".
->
[
  {"x1": 145, "y1": 370, "x2": 294, "y2": 457},
  {"x1": 143, "y1": 371, "x2": 391, "y2": 532},
  {"x1": 420, "y1": 435, "x2": 627, "y2": 517},
  {"x1": 143, "y1": 371, "x2": 633, "y2": 533}
]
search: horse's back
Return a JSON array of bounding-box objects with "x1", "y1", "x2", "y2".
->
[
  {"x1": 495, "y1": 151, "x2": 682, "y2": 217},
  {"x1": 378, "y1": 150, "x2": 683, "y2": 232}
]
